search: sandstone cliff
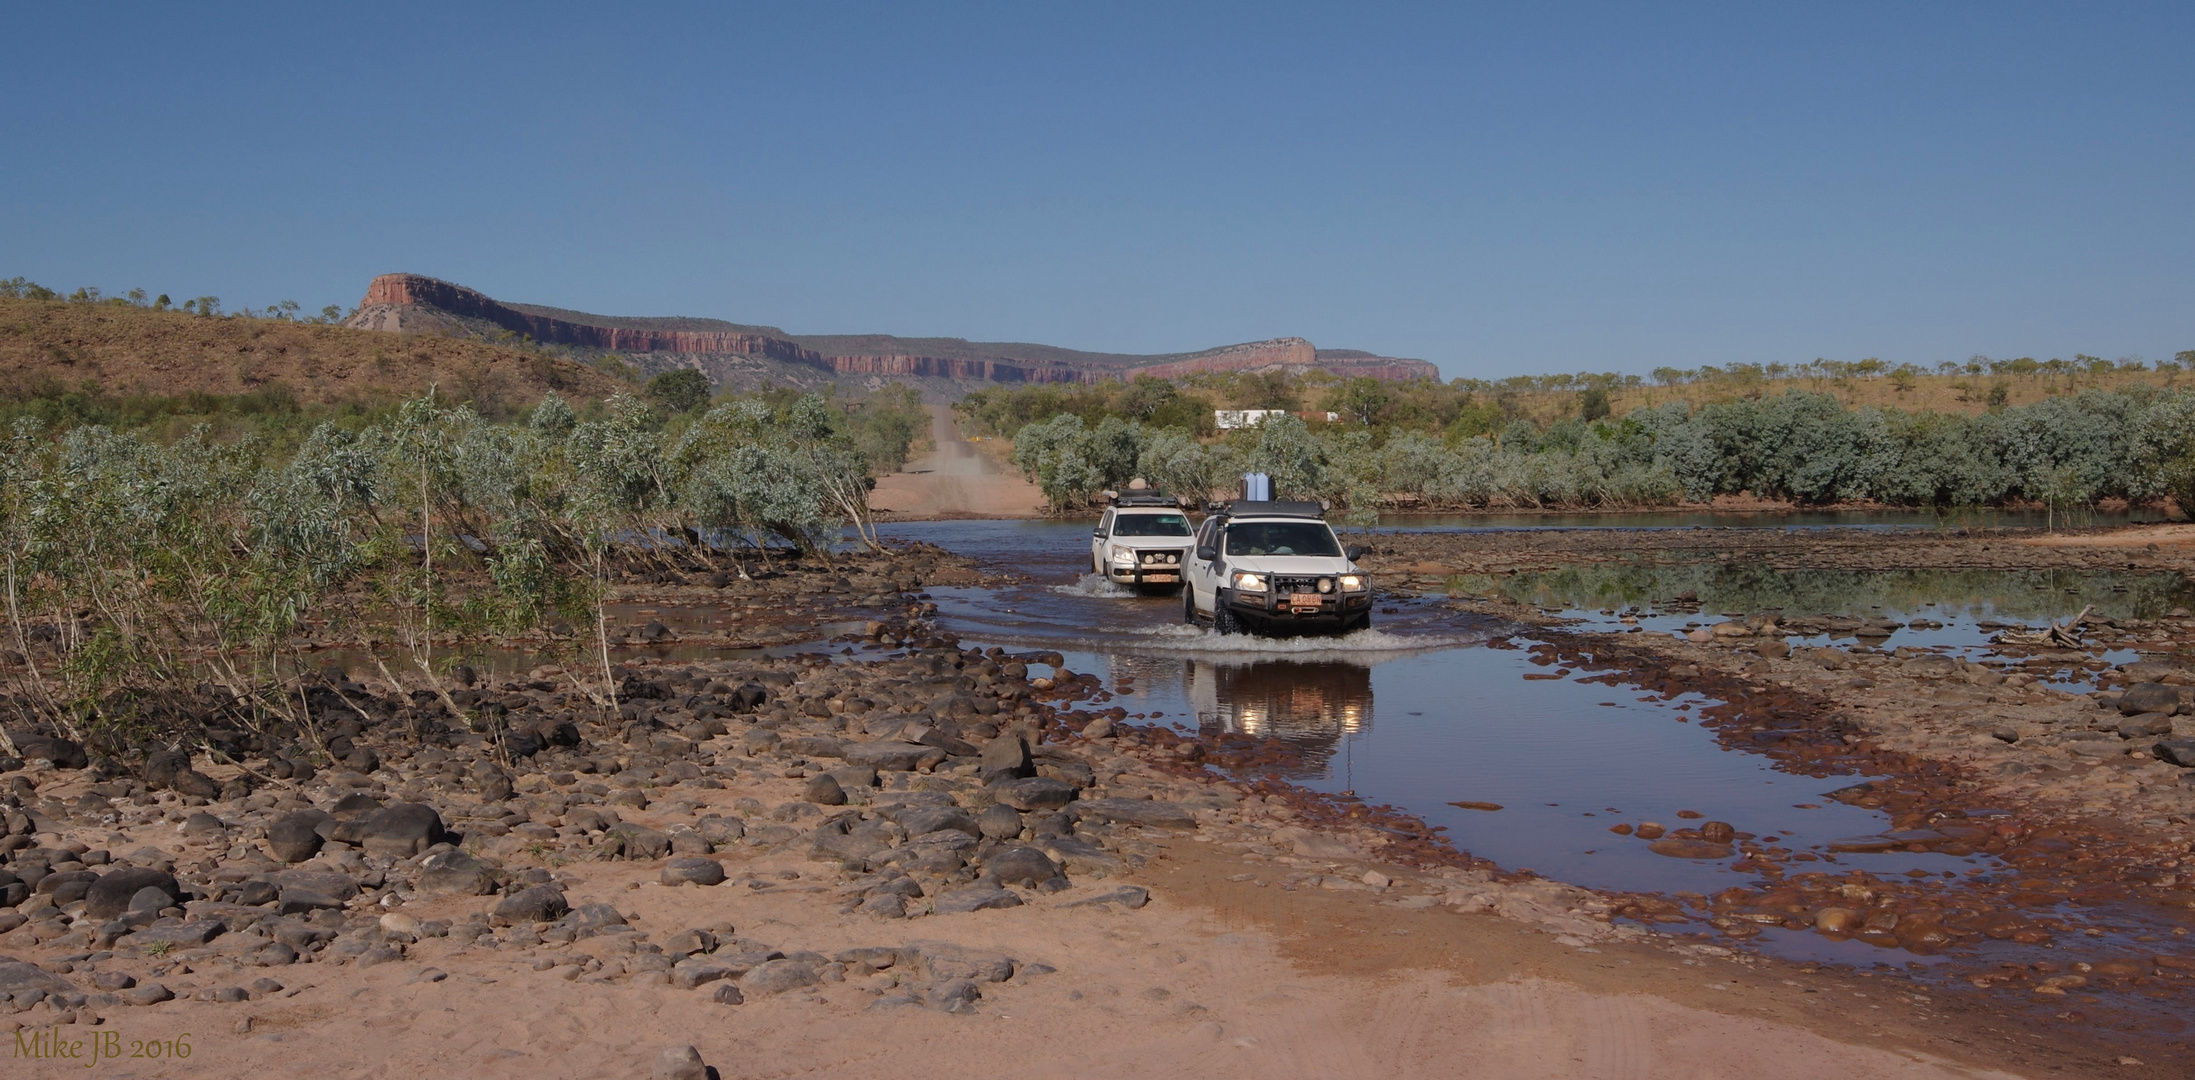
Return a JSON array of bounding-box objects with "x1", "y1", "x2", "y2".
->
[{"x1": 345, "y1": 274, "x2": 1438, "y2": 386}]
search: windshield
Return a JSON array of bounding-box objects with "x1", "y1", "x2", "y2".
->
[
  {"x1": 1112, "y1": 513, "x2": 1192, "y2": 537},
  {"x1": 1224, "y1": 521, "x2": 1341, "y2": 557}
]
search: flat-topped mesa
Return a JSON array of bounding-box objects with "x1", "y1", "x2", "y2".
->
[
  {"x1": 1133, "y1": 338, "x2": 1317, "y2": 379},
  {"x1": 344, "y1": 273, "x2": 1440, "y2": 385},
  {"x1": 348, "y1": 274, "x2": 824, "y2": 365}
]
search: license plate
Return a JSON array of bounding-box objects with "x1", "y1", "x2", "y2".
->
[
  {"x1": 1289, "y1": 595, "x2": 1323, "y2": 611},
  {"x1": 1143, "y1": 572, "x2": 1178, "y2": 582}
]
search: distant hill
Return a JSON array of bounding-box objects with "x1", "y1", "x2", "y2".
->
[
  {"x1": 344, "y1": 273, "x2": 1439, "y2": 390},
  {"x1": 0, "y1": 294, "x2": 626, "y2": 412}
]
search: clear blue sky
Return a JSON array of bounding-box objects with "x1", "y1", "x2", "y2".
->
[{"x1": 5, "y1": 3, "x2": 2190, "y2": 379}]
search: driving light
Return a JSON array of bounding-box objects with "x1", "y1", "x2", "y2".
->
[
  {"x1": 1231, "y1": 572, "x2": 1267, "y2": 592},
  {"x1": 1316, "y1": 577, "x2": 1334, "y2": 594},
  {"x1": 1339, "y1": 574, "x2": 1366, "y2": 591}
]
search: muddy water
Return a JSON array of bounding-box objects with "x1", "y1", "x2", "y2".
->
[
  {"x1": 1374, "y1": 507, "x2": 2163, "y2": 531},
  {"x1": 880, "y1": 520, "x2": 2067, "y2": 905}
]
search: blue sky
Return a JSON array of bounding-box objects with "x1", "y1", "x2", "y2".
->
[{"x1": 5, "y1": 3, "x2": 2190, "y2": 379}]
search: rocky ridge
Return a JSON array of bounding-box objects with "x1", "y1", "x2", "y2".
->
[{"x1": 344, "y1": 274, "x2": 1437, "y2": 387}]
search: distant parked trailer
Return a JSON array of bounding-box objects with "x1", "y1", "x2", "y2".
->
[{"x1": 1215, "y1": 409, "x2": 1286, "y2": 430}]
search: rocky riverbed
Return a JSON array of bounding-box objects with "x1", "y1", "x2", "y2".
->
[{"x1": 0, "y1": 532, "x2": 2185, "y2": 1075}]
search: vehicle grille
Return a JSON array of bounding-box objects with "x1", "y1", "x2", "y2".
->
[
  {"x1": 1273, "y1": 575, "x2": 1336, "y2": 594},
  {"x1": 1138, "y1": 550, "x2": 1183, "y2": 566}
]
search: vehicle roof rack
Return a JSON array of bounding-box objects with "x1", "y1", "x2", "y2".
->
[
  {"x1": 1213, "y1": 500, "x2": 1326, "y2": 520},
  {"x1": 1109, "y1": 493, "x2": 1179, "y2": 508}
]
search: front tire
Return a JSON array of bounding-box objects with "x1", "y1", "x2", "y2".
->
[
  {"x1": 1183, "y1": 590, "x2": 1200, "y2": 625},
  {"x1": 1212, "y1": 593, "x2": 1244, "y2": 635}
]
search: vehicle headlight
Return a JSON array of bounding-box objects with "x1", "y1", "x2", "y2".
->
[
  {"x1": 1231, "y1": 572, "x2": 1266, "y2": 592},
  {"x1": 1339, "y1": 574, "x2": 1366, "y2": 591},
  {"x1": 1110, "y1": 546, "x2": 1134, "y2": 564}
]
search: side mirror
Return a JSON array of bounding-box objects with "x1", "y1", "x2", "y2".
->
[
  {"x1": 1345, "y1": 545, "x2": 1365, "y2": 561},
  {"x1": 1092, "y1": 530, "x2": 1104, "y2": 539},
  {"x1": 1195, "y1": 545, "x2": 1216, "y2": 562}
]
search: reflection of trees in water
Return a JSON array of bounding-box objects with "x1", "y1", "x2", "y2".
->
[
  {"x1": 1185, "y1": 659, "x2": 1372, "y2": 766},
  {"x1": 1455, "y1": 563, "x2": 2195, "y2": 621}
]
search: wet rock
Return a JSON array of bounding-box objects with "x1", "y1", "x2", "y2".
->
[
  {"x1": 2120, "y1": 682, "x2": 2182, "y2": 716},
  {"x1": 1814, "y1": 907, "x2": 1861, "y2": 933},
  {"x1": 993, "y1": 777, "x2": 1077, "y2": 812},
  {"x1": 661, "y1": 857, "x2": 727, "y2": 887},
  {"x1": 85, "y1": 867, "x2": 181, "y2": 921},
  {"x1": 802, "y1": 773, "x2": 847, "y2": 806},
  {"x1": 1699, "y1": 821, "x2": 1735, "y2": 844},
  {"x1": 1755, "y1": 639, "x2": 1791, "y2": 659},
  {"x1": 1646, "y1": 838, "x2": 1733, "y2": 859},
  {"x1": 655, "y1": 1045, "x2": 709, "y2": 1080},
  {"x1": 1634, "y1": 822, "x2": 1666, "y2": 840}
]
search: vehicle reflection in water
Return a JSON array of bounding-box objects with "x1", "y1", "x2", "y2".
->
[{"x1": 1185, "y1": 659, "x2": 1371, "y2": 768}]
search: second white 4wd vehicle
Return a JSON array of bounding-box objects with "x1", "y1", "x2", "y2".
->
[
  {"x1": 1184, "y1": 500, "x2": 1372, "y2": 635},
  {"x1": 1090, "y1": 495, "x2": 1196, "y2": 592}
]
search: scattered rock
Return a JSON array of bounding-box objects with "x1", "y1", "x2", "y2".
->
[
  {"x1": 416, "y1": 850, "x2": 497, "y2": 896},
  {"x1": 802, "y1": 773, "x2": 847, "y2": 806},
  {"x1": 931, "y1": 886, "x2": 1024, "y2": 913},
  {"x1": 2120, "y1": 682, "x2": 2182, "y2": 716},
  {"x1": 491, "y1": 885, "x2": 569, "y2": 926},
  {"x1": 662, "y1": 857, "x2": 727, "y2": 887},
  {"x1": 85, "y1": 867, "x2": 181, "y2": 921},
  {"x1": 655, "y1": 1045, "x2": 709, "y2": 1080}
]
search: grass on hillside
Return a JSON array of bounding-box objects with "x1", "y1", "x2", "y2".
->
[{"x1": 0, "y1": 296, "x2": 633, "y2": 423}]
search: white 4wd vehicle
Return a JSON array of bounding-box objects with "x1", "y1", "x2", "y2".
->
[
  {"x1": 1183, "y1": 501, "x2": 1372, "y2": 635},
  {"x1": 1089, "y1": 496, "x2": 1195, "y2": 592}
]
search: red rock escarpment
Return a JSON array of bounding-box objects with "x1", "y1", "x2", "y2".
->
[
  {"x1": 347, "y1": 274, "x2": 1438, "y2": 384},
  {"x1": 352, "y1": 275, "x2": 824, "y2": 366}
]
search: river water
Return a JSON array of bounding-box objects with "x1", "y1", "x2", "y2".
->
[{"x1": 876, "y1": 516, "x2": 2194, "y2": 976}]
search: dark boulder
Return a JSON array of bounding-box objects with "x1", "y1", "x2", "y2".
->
[
  {"x1": 2120, "y1": 682, "x2": 2183, "y2": 716},
  {"x1": 266, "y1": 810, "x2": 330, "y2": 863},
  {"x1": 356, "y1": 803, "x2": 448, "y2": 858},
  {"x1": 982, "y1": 845, "x2": 1065, "y2": 889},
  {"x1": 86, "y1": 867, "x2": 181, "y2": 921},
  {"x1": 992, "y1": 776, "x2": 1076, "y2": 812},
  {"x1": 491, "y1": 885, "x2": 569, "y2": 925}
]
